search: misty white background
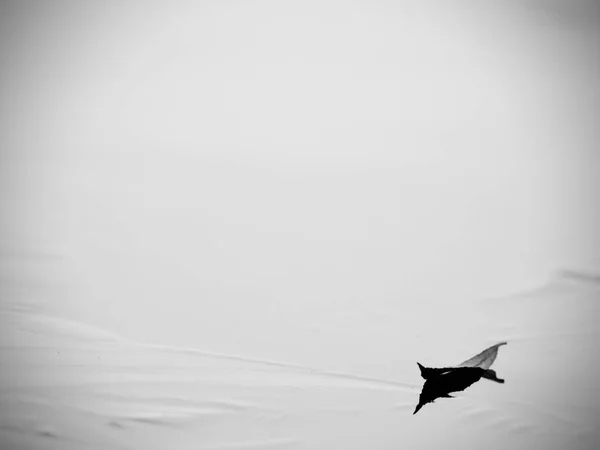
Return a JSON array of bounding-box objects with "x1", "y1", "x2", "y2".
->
[{"x1": 1, "y1": 1, "x2": 599, "y2": 374}]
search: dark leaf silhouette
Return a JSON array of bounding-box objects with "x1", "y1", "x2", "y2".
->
[{"x1": 414, "y1": 342, "x2": 506, "y2": 414}]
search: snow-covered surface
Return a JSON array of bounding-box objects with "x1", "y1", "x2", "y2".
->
[
  {"x1": 1, "y1": 2, "x2": 599, "y2": 449},
  {"x1": 1, "y1": 271, "x2": 599, "y2": 449}
]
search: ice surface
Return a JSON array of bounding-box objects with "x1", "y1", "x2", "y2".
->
[{"x1": 1, "y1": 271, "x2": 598, "y2": 449}]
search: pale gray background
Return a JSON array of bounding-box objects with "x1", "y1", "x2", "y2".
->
[{"x1": 1, "y1": 2, "x2": 599, "y2": 448}]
